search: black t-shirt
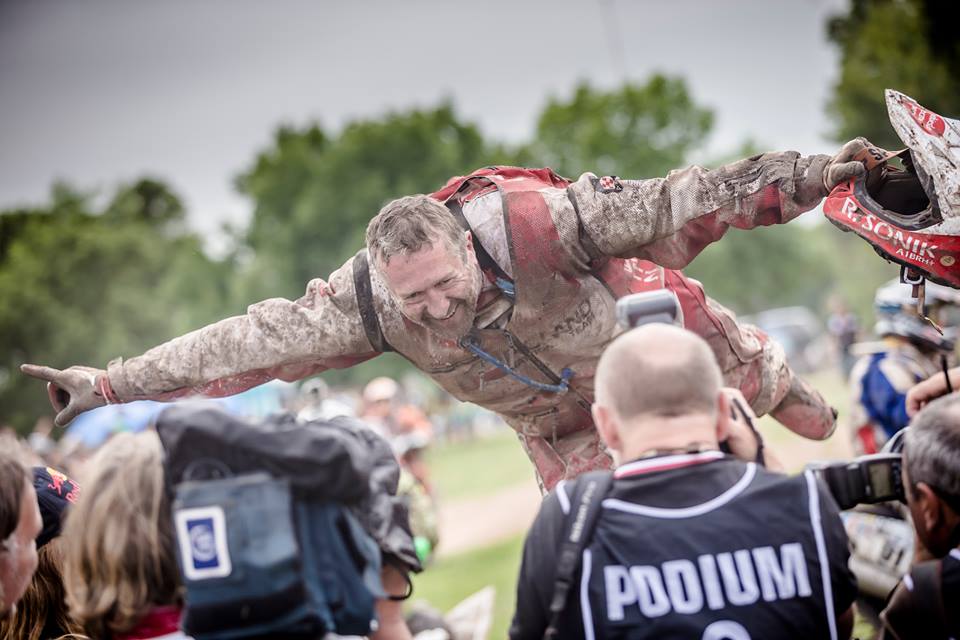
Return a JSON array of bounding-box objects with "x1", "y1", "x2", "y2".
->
[
  {"x1": 509, "y1": 452, "x2": 857, "y2": 640},
  {"x1": 881, "y1": 547, "x2": 960, "y2": 639},
  {"x1": 946, "y1": 550, "x2": 960, "y2": 630}
]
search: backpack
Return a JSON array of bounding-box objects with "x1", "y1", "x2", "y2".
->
[{"x1": 156, "y1": 404, "x2": 415, "y2": 639}]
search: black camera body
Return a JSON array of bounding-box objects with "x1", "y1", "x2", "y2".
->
[
  {"x1": 808, "y1": 453, "x2": 905, "y2": 511},
  {"x1": 808, "y1": 428, "x2": 907, "y2": 511}
]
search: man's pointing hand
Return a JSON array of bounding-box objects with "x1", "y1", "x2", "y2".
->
[{"x1": 20, "y1": 364, "x2": 108, "y2": 427}]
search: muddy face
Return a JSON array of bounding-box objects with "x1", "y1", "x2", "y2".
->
[{"x1": 379, "y1": 237, "x2": 483, "y2": 339}]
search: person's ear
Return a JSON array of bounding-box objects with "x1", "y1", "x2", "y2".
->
[
  {"x1": 592, "y1": 403, "x2": 621, "y2": 453},
  {"x1": 464, "y1": 230, "x2": 474, "y2": 255},
  {"x1": 913, "y1": 482, "x2": 944, "y2": 541},
  {"x1": 716, "y1": 391, "x2": 732, "y2": 443}
]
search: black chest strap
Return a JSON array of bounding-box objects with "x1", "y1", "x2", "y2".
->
[
  {"x1": 443, "y1": 181, "x2": 512, "y2": 285},
  {"x1": 352, "y1": 250, "x2": 393, "y2": 354}
]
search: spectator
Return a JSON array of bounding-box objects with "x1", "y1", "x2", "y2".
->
[
  {"x1": 27, "y1": 417, "x2": 56, "y2": 463},
  {"x1": 0, "y1": 444, "x2": 41, "y2": 620},
  {"x1": 509, "y1": 324, "x2": 855, "y2": 639},
  {"x1": 879, "y1": 394, "x2": 960, "y2": 638},
  {"x1": 828, "y1": 296, "x2": 859, "y2": 377},
  {"x1": 61, "y1": 431, "x2": 189, "y2": 640},
  {"x1": 297, "y1": 377, "x2": 355, "y2": 422},
  {"x1": 0, "y1": 467, "x2": 82, "y2": 640},
  {"x1": 848, "y1": 279, "x2": 960, "y2": 454}
]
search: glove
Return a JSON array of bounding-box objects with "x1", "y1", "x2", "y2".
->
[
  {"x1": 822, "y1": 137, "x2": 888, "y2": 192},
  {"x1": 20, "y1": 364, "x2": 109, "y2": 427}
]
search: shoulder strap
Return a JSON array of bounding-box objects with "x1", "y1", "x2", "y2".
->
[
  {"x1": 352, "y1": 250, "x2": 393, "y2": 353},
  {"x1": 543, "y1": 471, "x2": 614, "y2": 639},
  {"x1": 442, "y1": 179, "x2": 512, "y2": 284}
]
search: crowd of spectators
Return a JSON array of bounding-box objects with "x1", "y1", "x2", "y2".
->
[{"x1": 3, "y1": 327, "x2": 960, "y2": 639}]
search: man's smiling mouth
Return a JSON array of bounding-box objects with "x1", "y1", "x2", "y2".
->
[{"x1": 435, "y1": 303, "x2": 458, "y2": 321}]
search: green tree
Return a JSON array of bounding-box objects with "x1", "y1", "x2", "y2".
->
[
  {"x1": 0, "y1": 179, "x2": 232, "y2": 434},
  {"x1": 827, "y1": 0, "x2": 960, "y2": 148},
  {"x1": 525, "y1": 75, "x2": 714, "y2": 178}
]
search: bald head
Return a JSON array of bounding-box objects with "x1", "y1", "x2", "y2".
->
[{"x1": 595, "y1": 324, "x2": 723, "y2": 421}]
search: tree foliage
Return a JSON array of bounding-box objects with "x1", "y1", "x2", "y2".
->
[
  {"x1": 0, "y1": 180, "x2": 231, "y2": 432},
  {"x1": 525, "y1": 75, "x2": 713, "y2": 178},
  {"x1": 827, "y1": 0, "x2": 960, "y2": 148}
]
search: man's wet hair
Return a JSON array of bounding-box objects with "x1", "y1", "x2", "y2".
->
[{"x1": 366, "y1": 194, "x2": 465, "y2": 267}]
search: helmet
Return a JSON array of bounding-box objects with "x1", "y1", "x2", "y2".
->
[
  {"x1": 363, "y1": 376, "x2": 399, "y2": 403},
  {"x1": 300, "y1": 377, "x2": 329, "y2": 400},
  {"x1": 874, "y1": 278, "x2": 960, "y2": 351},
  {"x1": 824, "y1": 90, "x2": 960, "y2": 288}
]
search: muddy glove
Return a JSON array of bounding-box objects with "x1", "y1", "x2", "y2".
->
[
  {"x1": 822, "y1": 137, "x2": 886, "y2": 192},
  {"x1": 20, "y1": 364, "x2": 110, "y2": 427}
]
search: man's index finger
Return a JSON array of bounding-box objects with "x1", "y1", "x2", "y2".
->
[{"x1": 20, "y1": 363, "x2": 62, "y2": 381}]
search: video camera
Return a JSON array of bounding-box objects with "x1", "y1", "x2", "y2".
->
[
  {"x1": 806, "y1": 429, "x2": 907, "y2": 511},
  {"x1": 615, "y1": 290, "x2": 683, "y2": 328}
]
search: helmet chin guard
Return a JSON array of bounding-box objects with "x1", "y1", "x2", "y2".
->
[{"x1": 824, "y1": 90, "x2": 960, "y2": 289}]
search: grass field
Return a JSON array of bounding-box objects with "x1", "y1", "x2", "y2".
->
[
  {"x1": 410, "y1": 534, "x2": 525, "y2": 640},
  {"x1": 425, "y1": 428, "x2": 534, "y2": 501}
]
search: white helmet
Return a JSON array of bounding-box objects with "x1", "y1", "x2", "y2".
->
[
  {"x1": 300, "y1": 377, "x2": 330, "y2": 400},
  {"x1": 874, "y1": 278, "x2": 960, "y2": 351},
  {"x1": 363, "y1": 376, "x2": 399, "y2": 404}
]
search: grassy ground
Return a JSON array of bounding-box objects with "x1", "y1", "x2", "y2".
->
[
  {"x1": 425, "y1": 428, "x2": 534, "y2": 501},
  {"x1": 415, "y1": 429, "x2": 530, "y2": 637},
  {"x1": 410, "y1": 534, "x2": 525, "y2": 640}
]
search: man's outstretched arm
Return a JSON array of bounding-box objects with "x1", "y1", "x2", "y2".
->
[
  {"x1": 567, "y1": 139, "x2": 873, "y2": 268},
  {"x1": 22, "y1": 256, "x2": 378, "y2": 426}
]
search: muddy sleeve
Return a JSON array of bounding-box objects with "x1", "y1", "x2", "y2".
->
[
  {"x1": 105, "y1": 256, "x2": 378, "y2": 401},
  {"x1": 566, "y1": 151, "x2": 831, "y2": 268}
]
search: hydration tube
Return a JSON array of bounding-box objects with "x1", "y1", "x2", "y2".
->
[{"x1": 458, "y1": 334, "x2": 573, "y2": 393}]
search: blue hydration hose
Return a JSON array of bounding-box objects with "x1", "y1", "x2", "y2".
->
[{"x1": 459, "y1": 334, "x2": 573, "y2": 394}]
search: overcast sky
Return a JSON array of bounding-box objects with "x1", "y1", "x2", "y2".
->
[{"x1": 0, "y1": 0, "x2": 848, "y2": 248}]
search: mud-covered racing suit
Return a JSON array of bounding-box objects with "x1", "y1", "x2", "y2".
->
[{"x1": 102, "y1": 155, "x2": 837, "y2": 490}]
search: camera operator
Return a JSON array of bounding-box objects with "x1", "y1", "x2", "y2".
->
[
  {"x1": 879, "y1": 394, "x2": 960, "y2": 639},
  {"x1": 509, "y1": 324, "x2": 856, "y2": 640}
]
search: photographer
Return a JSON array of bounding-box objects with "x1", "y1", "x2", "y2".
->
[
  {"x1": 879, "y1": 394, "x2": 960, "y2": 639},
  {"x1": 509, "y1": 324, "x2": 855, "y2": 640}
]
